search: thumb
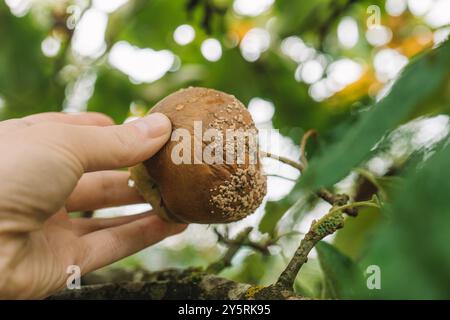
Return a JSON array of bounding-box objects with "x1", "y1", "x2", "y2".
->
[{"x1": 44, "y1": 112, "x2": 172, "y2": 172}]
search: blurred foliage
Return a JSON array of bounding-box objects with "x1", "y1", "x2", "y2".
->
[
  {"x1": 0, "y1": 3, "x2": 64, "y2": 116},
  {"x1": 1, "y1": 0, "x2": 449, "y2": 299},
  {"x1": 333, "y1": 207, "x2": 382, "y2": 260},
  {"x1": 356, "y1": 141, "x2": 450, "y2": 299},
  {"x1": 316, "y1": 241, "x2": 364, "y2": 299},
  {"x1": 299, "y1": 41, "x2": 450, "y2": 190}
]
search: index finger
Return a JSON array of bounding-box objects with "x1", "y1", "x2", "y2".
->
[
  {"x1": 21, "y1": 112, "x2": 172, "y2": 173},
  {"x1": 0, "y1": 112, "x2": 114, "y2": 136}
]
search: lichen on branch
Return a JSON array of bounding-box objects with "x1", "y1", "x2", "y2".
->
[
  {"x1": 275, "y1": 199, "x2": 380, "y2": 289},
  {"x1": 49, "y1": 269, "x2": 304, "y2": 300}
]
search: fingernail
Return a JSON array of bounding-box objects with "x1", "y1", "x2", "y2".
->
[{"x1": 132, "y1": 113, "x2": 172, "y2": 138}]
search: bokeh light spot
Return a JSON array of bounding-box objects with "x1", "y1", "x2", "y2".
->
[
  {"x1": 337, "y1": 17, "x2": 359, "y2": 49},
  {"x1": 233, "y1": 0, "x2": 274, "y2": 17},
  {"x1": 248, "y1": 97, "x2": 275, "y2": 123},
  {"x1": 41, "y1": 36, "x2": 61, "y2": 57},
  {"x1": 173, "y1": 24, "x2": 196, "y2": 46},
  {"x1": 201, "y1": 38, "x2": 222, "y2": 62}
]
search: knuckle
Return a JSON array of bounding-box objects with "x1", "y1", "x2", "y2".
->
[
  {"x1": 111, "y1": 127, "x2": 139, "y2": 163},
  {"x1": 98, "y1": 171, "x2": 111, "y2": 207},
  {"x1": 107, "y1": 228, "x2": 126, "y2": 254},
  {"x1": 133, "y1": 222, "x2": 150, "y2": 249}
]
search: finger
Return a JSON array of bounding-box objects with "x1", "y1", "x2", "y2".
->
[
  {"x1": 0, "y1": 112, "x2": 114, "y2": 136},
  {"x1": 72, "y1": 212, "x2": 153, "y2": 235},
  {"x1": 79, "y1": 215, "x2": 186, "y2": 273},
  {"x1": 0, "y1": 113, "x2": 170, "y2": 220},
  {"x1": 23, "y1": 112, "x2": 114, "y2": 126},
  {"x1": 28, "y1": 112, "x2": 172, "y2": 173},
  {"x1": 66, "y1": 171, "x2": 143, "y2": 212}
]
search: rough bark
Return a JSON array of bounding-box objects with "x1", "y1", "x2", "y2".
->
[{"x1": 48, "y1": 268, "x2": 305, "y2": 300}]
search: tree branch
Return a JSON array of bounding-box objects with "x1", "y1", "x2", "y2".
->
[
  {"x1": 207, "y1": 228, "x2": 302, "y2": 275},
  {"x1": 260, "y1": 151, "x2": 305, "y2": 171},
  {"x1": 316, "y1": 188, "x2": 358, "y2": 216},
  {"x1": 275, "y1": 210, "x2": 344, "y2": 288},
  {"x1": 275, "y1": 200, "x2": 379, "y2": 289},
  {"x1": 207, "y1": 227, "x2": 253, "y2": 274},
  {"x1": 48, "y1": 269, "x2": 304, "y2": 300},
  {"x1": 266, "y1": 174, "x2": 297, "y2": 182},
  {"x1": 299, "y1": 129, "x2": 318, "y2": 167},
  {"x1": 261, "y1": 151, "x2": 357, "y2": 216}
]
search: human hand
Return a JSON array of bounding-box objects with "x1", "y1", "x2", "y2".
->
[{"x1": 0, "y1": 112, "x2": 186, "y2": 299}]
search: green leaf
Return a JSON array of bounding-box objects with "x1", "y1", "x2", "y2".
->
[
  {"x1": 299, "y1": 40, "x2": 450, "y2": 191},
  {"x1": 316, "y1": 241, "x2": 363, "y2": 299},
  {"x1": 259, "y1": 199, "x2": 292, "y2": 236},
  {"x1": 294, "y1": 258, "x2": 324, "y2": 298},
  {"x1": 225, "y1": 252, "x2": 269, "y2": 285},
  {"x1": 259, "y1": 191, "x2": 313, "y2": 236},
  {"x1": 357, "y1": 141, "x2": 450, "y2": 299},
  {"x1": 333, "y1": 207, "x2": 382, "y2": 260}
]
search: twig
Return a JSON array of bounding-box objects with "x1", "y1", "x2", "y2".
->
[
  {"x1": 328, "y1": 200, "x2": 379, "y2": 216},
  {"x1": 241, "y1": 231, "x2": 301, "y2": 254},
  {"x1": 266, "y1": 174, "x2": 297, "y2": 182},
  {"x1": 207, "y1": 227, "x2": 253, "y2": 274},
  {"x1": 260, "y1": 151, "x2": 305, "y2": 171},
  {"x1": 276, "y1": 200, "x2": 379, "y2": 289},
  {"x1": 261, "y1": 150, "x2": 358, "y2": 216},
  {"x1": 273, "y1": 231, "x2": 303, "y2": 242},
  {"x1": 242, "y1": 240, "x2": 271, "y2": 255},
  {"x1": 299, "y1": 129, "x2": 318, "y2": 167},
  {"x1": 316, "y1": 188, "x2": 358, "y2": 216},
  {"x1": 316, "y1": 188, "x2": 347, "y2": 205},
  {"x1": 207, "y1": 226, "x2": 286, "y2": 274}
]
